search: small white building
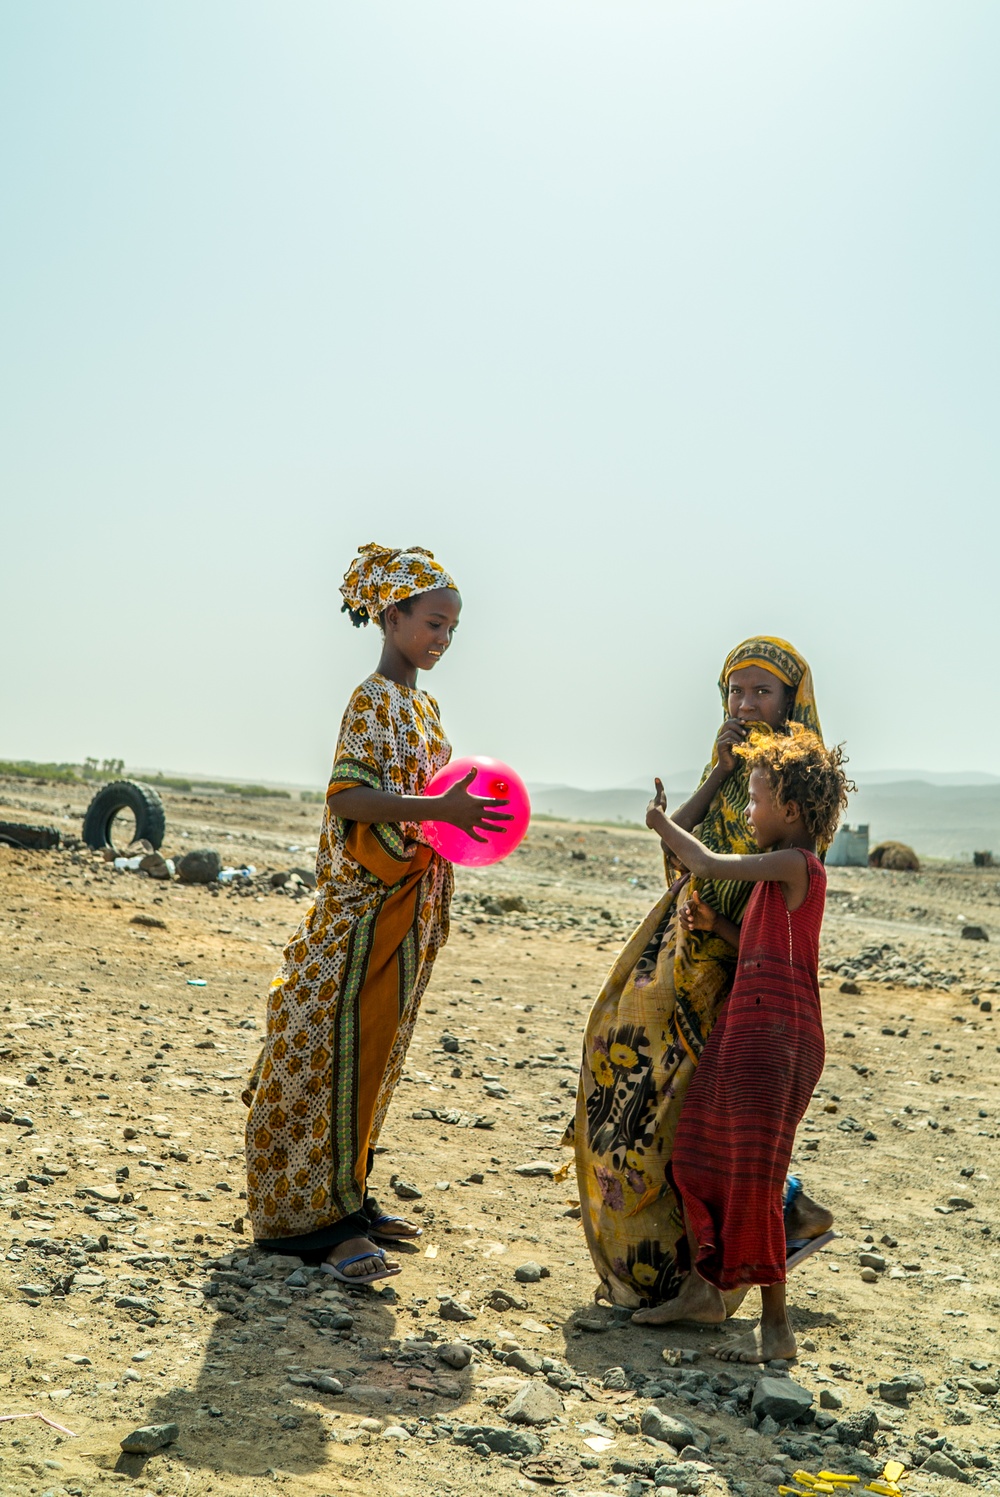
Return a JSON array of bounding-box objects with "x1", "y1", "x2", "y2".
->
[{"x1": 828, "y1": 824, "x2": 869, "y2": 867}]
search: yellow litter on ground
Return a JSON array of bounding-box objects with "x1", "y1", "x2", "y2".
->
[
  {"x1": 818, "y1": 1476, "x2": 858, "y2": 1486},
  {"x1": 863, "y1": 1485, "x2": 901, "y2": 1497},
  {"x1": 882, "y1": 1463, "x2": 906, "y2": 1484}
]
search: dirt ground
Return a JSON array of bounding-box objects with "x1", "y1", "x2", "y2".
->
[{"x1": 2, "y1": 776, "x2": 999, "y2": 1497}]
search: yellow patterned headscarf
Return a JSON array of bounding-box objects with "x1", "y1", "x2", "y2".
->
[
  {"x1": 693, "y1": 636, "x2": 824, "y2": 919},
  {"x1": 340, "y1": 543, "x2": 458, "y2": 628},
  {"x1": 717, "y1": 635, "x2": 822, "y2": 739}
]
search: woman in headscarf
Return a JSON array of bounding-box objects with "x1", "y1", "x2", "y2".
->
[
  {"x1": 243, "y1": 544, "x2": 509, "y2": 1284},
  {"x1": 570, "y1": 637, "x2": 833, "y2": 1309}
]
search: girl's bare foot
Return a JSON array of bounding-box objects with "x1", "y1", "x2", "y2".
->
[
  {"x1": 711, "y1": 1319, "x2": 796, "y2": 1363},
  {"x1": 632, "y1": 1271, "x2": 726, "y2": 1326},
  {"x1": 324, "y1": 1235, "x2": 399, "y2": 1279}
]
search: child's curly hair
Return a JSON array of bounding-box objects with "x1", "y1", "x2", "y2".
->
[{"x1": 735, "y1": 724, "x2": 855, "y2": 847}]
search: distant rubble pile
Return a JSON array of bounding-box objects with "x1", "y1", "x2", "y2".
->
[
  {"x1": 869, "y1": 841, "x2": 921, "y2": 872},
  {"x1": 822, "y1": 940, "x2": 999, "y2": 996}
]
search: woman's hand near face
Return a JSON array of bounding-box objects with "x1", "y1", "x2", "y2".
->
[
  {"x1": 435, "y1": 769, "x2": 512, "y2": 843},
  {"x1": 714, "y1": 716, "x2": 747, "y2": 776}
]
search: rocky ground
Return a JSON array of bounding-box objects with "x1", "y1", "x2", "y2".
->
[{"x1": 1, "y1": 776, "x2": 999, "y2": 1497}]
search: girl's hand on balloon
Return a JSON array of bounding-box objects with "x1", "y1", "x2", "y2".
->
[
  {"x1": 435, "y1": 769, "x2": 513, "y2": 843},
  {"x1": 679, "y1": 889, "x2": 717, "y2": 933}
]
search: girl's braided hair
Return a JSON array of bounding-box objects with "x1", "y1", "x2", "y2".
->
[{"x1": 736, "y1": 724, "x2": 855, "y2": 846}]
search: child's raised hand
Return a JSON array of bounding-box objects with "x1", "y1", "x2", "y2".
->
[
  {"x1": 679, "y1": 889, "x2": 717, "y2": 933},
  {"x1": 646, "y1": 777, "x2": 668, "y2": 830}
]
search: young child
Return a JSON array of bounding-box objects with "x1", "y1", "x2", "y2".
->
[{"x1": 632, "y1": 726, "x2": 852, "y2": 1362}]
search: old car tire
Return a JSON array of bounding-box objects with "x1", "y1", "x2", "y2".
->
[{"x1": 82, "y1": 780, "x2": 166, "y2": 852}]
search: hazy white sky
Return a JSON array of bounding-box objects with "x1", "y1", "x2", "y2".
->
[{"x1": 2, "y1": 2, "x2": 997, "y2": 790}]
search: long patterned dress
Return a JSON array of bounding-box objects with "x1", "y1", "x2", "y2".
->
[
  {"x1": 243, "y1": 673, "x2": 453, "y2": 1250},
  {"x1": 569, "y1": 636, "x2": 824, "y2": 1307},
  {"x1": 673, "y1": 852, "x2": 827, "y2": 1289}
]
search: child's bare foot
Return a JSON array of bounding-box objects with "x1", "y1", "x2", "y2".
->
[
  {"x1": 632, "y1": 1271, "x2": 726, "y2": 1326},
  {"x1": 711, "y1": 1319, "x2": 796, "y2": 1363},
  {"x1": 785, "y1": 1190, "x2": 833, "y2": 1242}
]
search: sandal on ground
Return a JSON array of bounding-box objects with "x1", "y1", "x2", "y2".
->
[
  {"x1": 367, "y1": 1213, "x2": 423, "y2": 1243},
  {"x1": 320, "y1": 1248, "x2": 402, "y2": 1286},
  {"x1": 786, "y1": 1229, "x2": 836, "y2": 1271}
]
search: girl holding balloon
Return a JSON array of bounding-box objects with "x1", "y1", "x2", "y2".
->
[{"x1": 243, "y1": 543, "x2": 516, "y2": 1285}]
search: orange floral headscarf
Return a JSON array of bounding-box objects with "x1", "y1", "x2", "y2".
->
[{"x1": 340, "y1": 543, "x2": 457, "y2": 628}]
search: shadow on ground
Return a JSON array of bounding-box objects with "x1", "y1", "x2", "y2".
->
[{"x1": 113, "y1": 1246, "x2": 474, "y2": 1484}]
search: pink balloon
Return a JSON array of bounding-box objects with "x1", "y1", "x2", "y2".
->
[{"x1": 422, "y1": 756, "x2": 531, "y2": 867}]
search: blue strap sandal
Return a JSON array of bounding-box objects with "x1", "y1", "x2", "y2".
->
[
  {"x1": 367, "y1": 1213, "x2": 423, "y2": 1243},
  {"x1": 784, "y1": 1175, "x2": 836, "y2": 1268},
  {"x1": 320, "y1": 1248, "x2": 402, "y2": 1286}
]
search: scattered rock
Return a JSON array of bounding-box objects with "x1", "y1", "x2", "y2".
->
[
  {"x1": 487, "y1": 1288, "x2": 528, "y2": 1312},
  {"x1": 878, "y1": 1380, "x2": 912, "y2": 1406},
  {"x1": 438, "y1": 1342, "x2": 473, "y2": 1370},
  {"x1": 960, "y1": 925, "x2": 988, "y2": 942},
  {"x1": 859, "y1": 1252, "x2": 886, "y2": 1270},
  {"x1": 503, "y1": 1381, "x2": 564, "y2": 1425},
  {"x1": 650, "y1": 1461, "x2": 708, "y2": 1494},
  {"x1": 521, "y1": 1455, "x2": 585, "y2": 1484},
  {"x1": 640, "y1": 1407, "x2": 707, "y2": 1451},
  {"x1": 452, "y1": 1424, "x2": 543, "y2": 1458},
  {"x1": 119, "y1": 1423, "x2": 179, "y2": 1454},
  {"x1": 438, "y1": 1297, "x2": 477, "y2": 1322},
  {"x1": 751, "y1": 1375, "x2": 814, "y2": 1425},
  {"x1": 921, "y1": 1450, "x2": 971, "y2": 1481},
  {"x1": 832, "y1": 1406, "x2": 878, "y2": 1446},
  {"x1": 602, "y1": 1366, "x2": 628, "y2": 1390},
  {"x1": 819, "y1": 1388, "x2": 843, "y2": 1410},
  {"x1": 390, "y1": 1175, "x2": 422, "y2": 1200},
  {"x1": 381, "y1": 1425, "x2": 411, "y2": 1440},
  {"x1": 504, "y1": 1349, "x2": 544, "y2": 1375},
  {"x1": 176, "y1": 849, "x2": 222, "y2": 884},
  {"x1": 513, "y1": 1161, "x2": 557, "y2": 1178},
  {"x1": 514, "y1": 1261, "x2": 548, "y2": 1283}
]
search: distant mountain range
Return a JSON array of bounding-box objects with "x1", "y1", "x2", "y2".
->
[{"x1": 527, "y1": 773, "x2": 1000, "y2": 860}]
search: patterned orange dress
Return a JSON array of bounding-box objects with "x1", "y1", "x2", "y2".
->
[{"x1": 243, "y1": 673, "x2": 453, "y2": 1255}]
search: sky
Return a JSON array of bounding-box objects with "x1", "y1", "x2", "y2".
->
[{"x1": 2, "y1": 2, "x2": 997, "y2": 791}]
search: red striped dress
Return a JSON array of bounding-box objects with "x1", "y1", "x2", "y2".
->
[{"x1": 671, "y1": 850, "x2": 826, "y2": 1291}]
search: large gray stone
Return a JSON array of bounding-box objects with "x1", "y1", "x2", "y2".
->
[
  {"x1": 504, "y1": 1348, "x2": 543, "y2": 1375},
  {"x1": 503, "y1": 1381, "x2": 564, "y2": 1425},
  {"x1": 652, "y1": 1461, "x2": 708, "y2": 1493},
  {"x1": 438, "y1": 1296, "x2": 476, "y2": 1322},
  {"x1": 452, "y1": 1423, "x2": 542, "y2": 1457},
  {"x1": 831, "y1": 1406, "x2": 878, "y2": 1447},
  {"x1": 120, "y1": 1423, "x2": 179, "y2": 1454},
  {"x1": 438, "y1": 1342, "x2": 473, "y2": 1370},
  {"x1": 751, "y1": 1375, "x2": 814, "y2": 1425},
  {"x1": 640, "y1": 1407, "x2": 708, "y2": 1451},
  {"x1": 921, "y1": 1451, "x2": 970, "y2": 1482},
  {"x1": 176, "y1": 849, "x2": 221, "y2": 884},
  {"x1": 514, "y1": 1261, "x2": 547, "y2": 1283}
]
